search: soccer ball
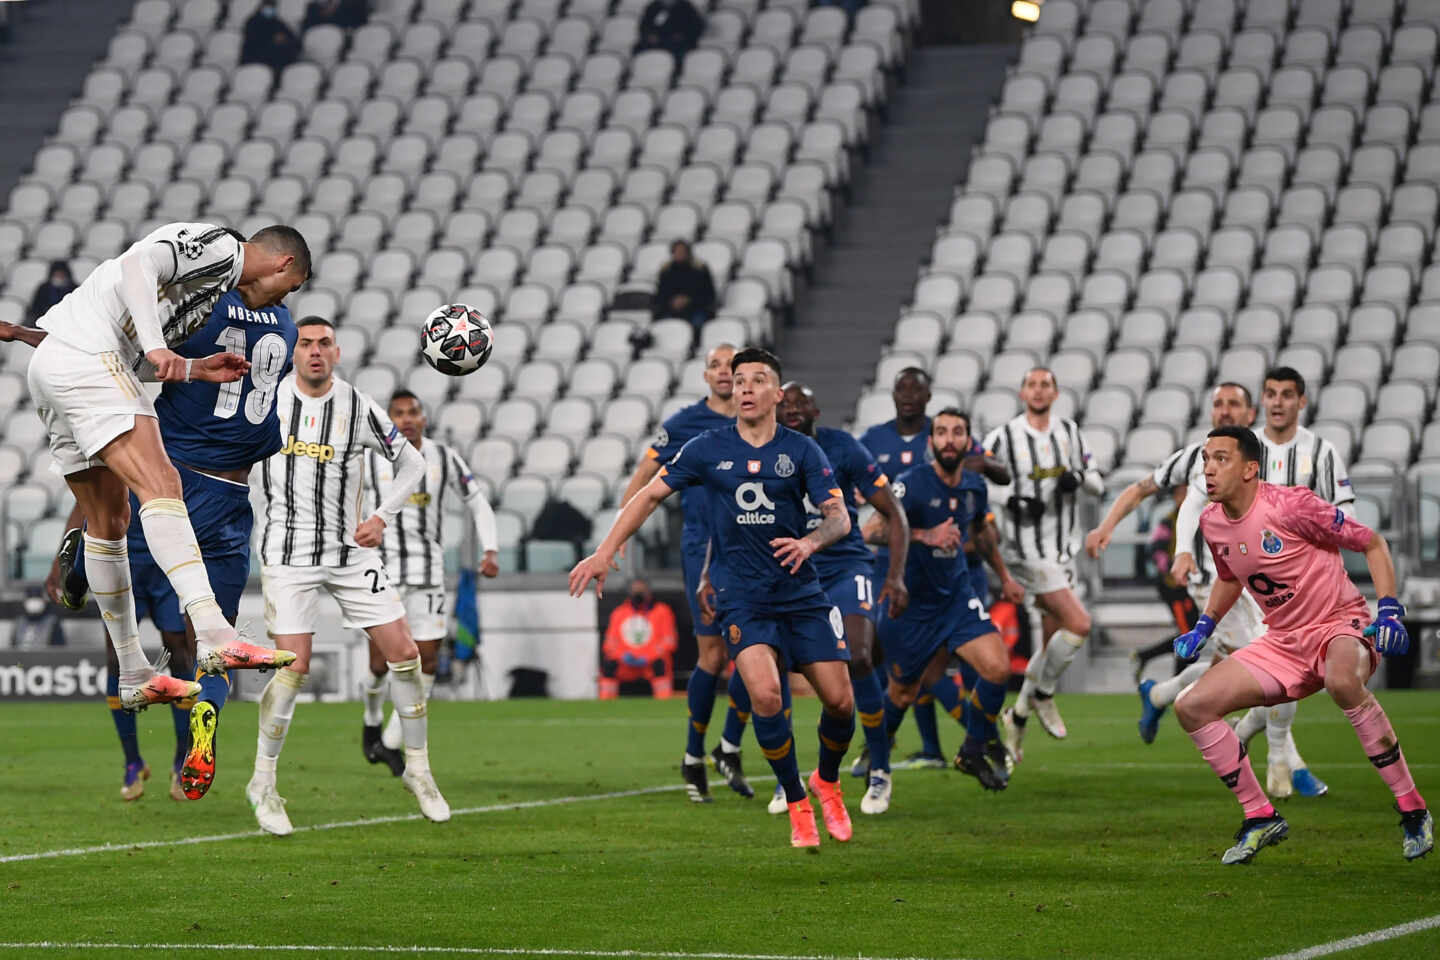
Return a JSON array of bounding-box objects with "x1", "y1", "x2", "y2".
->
[{"x1": 420, "y1": 303, "x2": 494, "y2": 376}]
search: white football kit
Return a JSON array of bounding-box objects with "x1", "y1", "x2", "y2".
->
[
  {"x1": 28, "y1": 222, "x2": 243, "y2": 474},
  {"x1": 257, "y1": 374, "x2": 425, "y2": 634},
  {"x1": 364, "y1": 438, "x2": 499, "y2": 641},
  {"x1": 984, "y1": 413, "x2": 1104, "y2": 598}
]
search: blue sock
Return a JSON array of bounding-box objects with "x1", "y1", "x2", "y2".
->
[
  {"x1": 852, "y1": 669, "x2": 890, "y2": 773},
  {"x1": 816, "y1": 708, "x2": 855, "y2": 783},
  {"x1": 720, "y1": 669, "x2": 750, "y2": 750},
  {"x1": 883, "y1": 691, "x2": 907, "y2": 739},
  {"x1": 685, "y1": 667, "x2": 718, "y2": 758},
  {"x1": 929, "y1": 675, "x2": 967, "y2": 730},
  {"x1": 754, "y1": 709, "x2": 804, "y2": 802},
  {"x1": 958, "y1": 661, "x2": 979, "y2": 727},
  {"x1": 199, "y1": 669, "x2": 230, "y2": 712},
  {"x1": 967, "y1": 676, "x2": 1007, "y2": 744},
  {"x1": 171, "y1": 703, "x2": 191, "y2": 771},
  {"x1": 914, "y1": 693, "x2": 943, "y2": 756},
  {"x1": 106, "y1": 671, "x2": 140, "y2": 766}
]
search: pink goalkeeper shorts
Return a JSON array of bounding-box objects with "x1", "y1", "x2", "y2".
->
[{"x1": 1230, "y1": 603, "x2": 1377, "y2": 703}]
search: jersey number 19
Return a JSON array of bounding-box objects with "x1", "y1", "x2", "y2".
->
[{"x1": 213, "y1": 328, "x2": 289, "y2": 424}]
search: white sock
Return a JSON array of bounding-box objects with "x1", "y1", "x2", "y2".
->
[
  {"x1": 1035, "y1": 629, "x2": 1085, "y2": 696},
  {"x1": 720, "y1": 737, "x2": 740, "y2": 754},
  {"x1": 83, "y1": 534, "x2": 150, "y2": 684},
  {"x1": 683, "y1": 753, "x2": 705, "y2": 765},
  {"x1": 1266, "y1": 700, "x2": 1298, "y2": 768},
  {"x1": 1235, "y1": 706, "x2": 1267, "y2": 745},
  {"x1": 137, "y1": 498, "x2": 229, "y2": 636},
  {"x1": 387, "y1": 658, "x2": 428, "y2": 753},
  {"x1": 362, "y1": 672, "x2": 386, "y2": 727},
  {"x1": 1149, "y1": 660, "x2": 1210, "y2": 708},
  {"x1": 382, "y1": 672, "x2": 433, "y2": 750},
  {"x1": 1284, "y1": 731, "x2": 1307, "y2": 771},
  {"x1": 253, "y1": 668, "x2": 304, "y2": 785}
]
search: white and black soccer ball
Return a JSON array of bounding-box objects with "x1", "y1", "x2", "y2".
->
[{"x1": 420, "y1": 303, "x2": 494, "y2": 376}]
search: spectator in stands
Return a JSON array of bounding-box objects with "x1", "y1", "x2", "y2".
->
[
  {"x1": 241, "y1": 3, "x2": 301, "y2": 71},
  {"x1": 11, "y1": 587, "x2": 66, "y2": 649},
  {"x1": 303, "y1": 0, "x2": 369, "y2": 30},
  {"x1": 653, "y1": 240, "x2": 716, "y2": 333},
  {"x1": 635, "y1": 0, "x2": 705, "y2": 62},
  {"x1": 600, "y1": 578, "x2": 677, "y2": 699},
  {"x1": 27, "y1": 261, "x2": 74, "y2": 323}
]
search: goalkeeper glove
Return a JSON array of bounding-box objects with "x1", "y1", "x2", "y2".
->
[
  {"x1": 621, "y1": 652, "x2": 649, "y2": 668},
  {"x1": 1364, "y1": 597, "x2": 1409, "y2": 656},
  {"x1": 1173, "y1": 614, "x2": 1217, "y2": 663}
]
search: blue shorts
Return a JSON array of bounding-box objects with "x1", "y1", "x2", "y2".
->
[
  {"x1": 77, "y1": 464, "x2": 253, "y2": 633},
  {"x1": 877, "y1": 589, "x2": 996, "y2": 686},
  {"x1": 722, "y1": 603, "x2": 850, "y2": 671},
  {"x1": 681, "y1": 543, "x2": 721, "y2": 637},
  {"x1": 966, "y1": 557, "x2": 990, "y2": 608},
  {"x1": 819, "y1": 562, "x2": 877, "y2": 622}
]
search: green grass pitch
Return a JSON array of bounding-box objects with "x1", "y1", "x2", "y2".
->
[{"x1": 2, "y1": 692, "x2": 1438, "y2": 960}]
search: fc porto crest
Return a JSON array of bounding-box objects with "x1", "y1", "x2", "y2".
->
[
  {"x1": 775, "y1": 453, "x2": 795, "y2": 478},
  {"x1": 948, "y1": 497, "x2": 958, "y2": 511},
  {"x1": 1261, "y1": 529, "x2": 1284, "y2": 555},
  {"x1": 900, "y1": 450, "x2": 914, "y2": 464},
  {"x1": 747, "y1": 460, "x2": 762, "y2": 474}
]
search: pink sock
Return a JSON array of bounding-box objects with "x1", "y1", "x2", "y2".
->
[
  {"x1": 1188, "y1": 720, "x2": 1275, "y2": 819},
  {"x1": 1344, "y1": 697, "x2": 1426, "y2": 813}
]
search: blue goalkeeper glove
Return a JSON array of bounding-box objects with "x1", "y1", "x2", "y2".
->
[
  {"x1": 1173, "y1": 614, "x2": 1217, "y2": 663},
  {"x1": 621, "y1": 652, "x2": 648, "y2": 668},
  {"x1": 1364, "y1": 597, "x2": 1409, "y2": 656}
]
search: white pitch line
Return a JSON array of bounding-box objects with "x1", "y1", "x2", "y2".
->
[
  {"x1": 1258, "y1": 913, "x2": 1440, "y2": 959},
  {"x1": 0, "y1": 943, "x2": 962, "y2": 960},
  {"x1": 0, "y1": 784, "x2": 683, "y2": 864}
]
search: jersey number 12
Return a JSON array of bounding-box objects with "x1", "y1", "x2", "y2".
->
[{"x1": 213, "y1": 328, "x2": 289, "y2": 424}]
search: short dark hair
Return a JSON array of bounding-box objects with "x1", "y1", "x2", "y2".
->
[
  {"x1": 249, "y1": 224, "x2": 313, "y2": 278},
  {"x1": 931, "y1": 406, "x2": 970, "y2": 436},
  {"x1": 1262, "y1": 366, "x2": 1306, "y2": 397},
  {"x1": 389, "y1": 388, "x2": 420, "y2": 410},
  {"x1": 893, "y1": 366, "x2": 930, "y2": 389},
  {"x1": 731, "y1": 346, "x2": 782, "y2": 380},
  {"x1": 1215, "y1": 381, "x2": 1253, "y2": 407},
  {"x1": 1022, "y1": 366, "x2": 1058, "y2": 390},
  {"x1": 296, "y1": 315, "x2": 333, "y2": 331},
  {"x1": 1208, "y1": 425, "x2": 1264, "y2": 464}
]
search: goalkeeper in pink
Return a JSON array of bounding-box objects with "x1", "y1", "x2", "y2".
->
[{"x1": 1171, "y1": 425, "x2": 1431, "y2": 865}]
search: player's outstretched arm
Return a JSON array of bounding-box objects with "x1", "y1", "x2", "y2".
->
[
  {"x1": 964, "y1": 448, "x2": 1010, "y2": 485},
  {"x1": 0, "y1": 321, "x2": 47, "y2": 348},
  {"x1": 1170, "y1": 484, "x2": 1206, "y2": 582},
  {"x1": 1086, "y1": 474, "x2": 1158, "y2": 557},
  {"x1": 771, "y1": 496, "x2": 849, "y2": 574},
  {"x1": 614, "y1": 455, "x2": 663, "y2": 560},
  {"x1": 695, "y1": 539, "x2": 718, "y2": 623},
  {"x1": 356, "y1": 439, "x2": 426, "y2": 547},
  {"x1": 867, "y1": 484, "x2": 910, "y2": 616},
  {"x1": 1174, "y1": 577, "x2": 1241, "y2": 661},
  {"x1": 570, "y1": 475, "x2": 674, "y2": 597},
  {"x1": 1360, "y1": 532, "x2": 1411, "y2": 656}
]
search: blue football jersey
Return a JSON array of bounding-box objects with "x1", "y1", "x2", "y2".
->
[
  {"x1": 890, "y1": 462, "x2": 989, "y2": 606},
  {"x1": 647, "y1": 399, "x2": 735, "y2": 549},
  {"x1": 858, "y1": 417, "x2": 932, "y2": 482},
  {"x1": 660, "y1": 424, "x2": 841, "y2": 613},
  {"x1": 808, "y1": 426, "x2": 888, "y2": 579},
  {"x1": 156, "y1": 289, "x2": 297, "y2": 471}
]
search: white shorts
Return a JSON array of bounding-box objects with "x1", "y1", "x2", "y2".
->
[
  {"x1": 263, "y1": 554, "x2": 406, "y2": 635},
  {"x1": 1002, "y1": 551, "x2": 1076, "y2": 599},
  {"x1": 1189, "y1": 581, "x2": 1266, "y2": 654},
  {"x1": 27, "y1": 335, "x2": 154, "y2": 475},
  {"x1": 398, "y1": 584, "x2": 448, "y2": 642}
]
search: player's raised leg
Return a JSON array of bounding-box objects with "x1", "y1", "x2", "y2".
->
[
  {"x1": 1175, "y1": 657, "x2": 1288, "y2": 864},
  {"x1": 952, "y1": 628, "x2": 1012, "y2": 790},
  {"x1": 1324, "y1": 633, "x2": 1431, "y2": 859},
  {"x1": 362, "y1": 638, "x2": 405, "y2": 775},
  {"x1": 159, "y1": 629, "x2": 195, "y2": 801}
]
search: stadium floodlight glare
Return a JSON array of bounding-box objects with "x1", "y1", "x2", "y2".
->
[{"x1": 1012, "y1": 0, "x2": 1041, "y2": 22}]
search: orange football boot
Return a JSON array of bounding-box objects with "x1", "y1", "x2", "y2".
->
[{"x1": 808, "y1": 769, "x2": 853, "y2": 842}]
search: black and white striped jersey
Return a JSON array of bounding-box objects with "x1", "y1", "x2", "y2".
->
[
  {"x1": 37, "y1": 222, "x2": 242, "y2": 366},
  {"x1": 258, "y1": 374, "x2": 419, "y2": 568},
  {"x1": 1257, "y1": 425, "x2": 1355, "y2": 506},
  {"x1": 983, "y1": 414, "x2": 1105, "y2": 564},
  {"x1": 1152, "y1": 441, "x2": 1216, "y2": 585},
  {"x1": 365, "y1": 438, "x2": 498, "y2": 587}
]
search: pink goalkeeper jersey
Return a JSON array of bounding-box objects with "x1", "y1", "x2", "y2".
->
[{"x1": 1200, "y1": 482, "x2": 1373, "y2": 633}]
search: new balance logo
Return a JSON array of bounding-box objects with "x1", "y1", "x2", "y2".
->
[
  {"x1": 279, "y1": 435, "x2": 336, "y2": 462},
  {"x1": 717, "y1": 460, "x2": 734, "y2": 470}
]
